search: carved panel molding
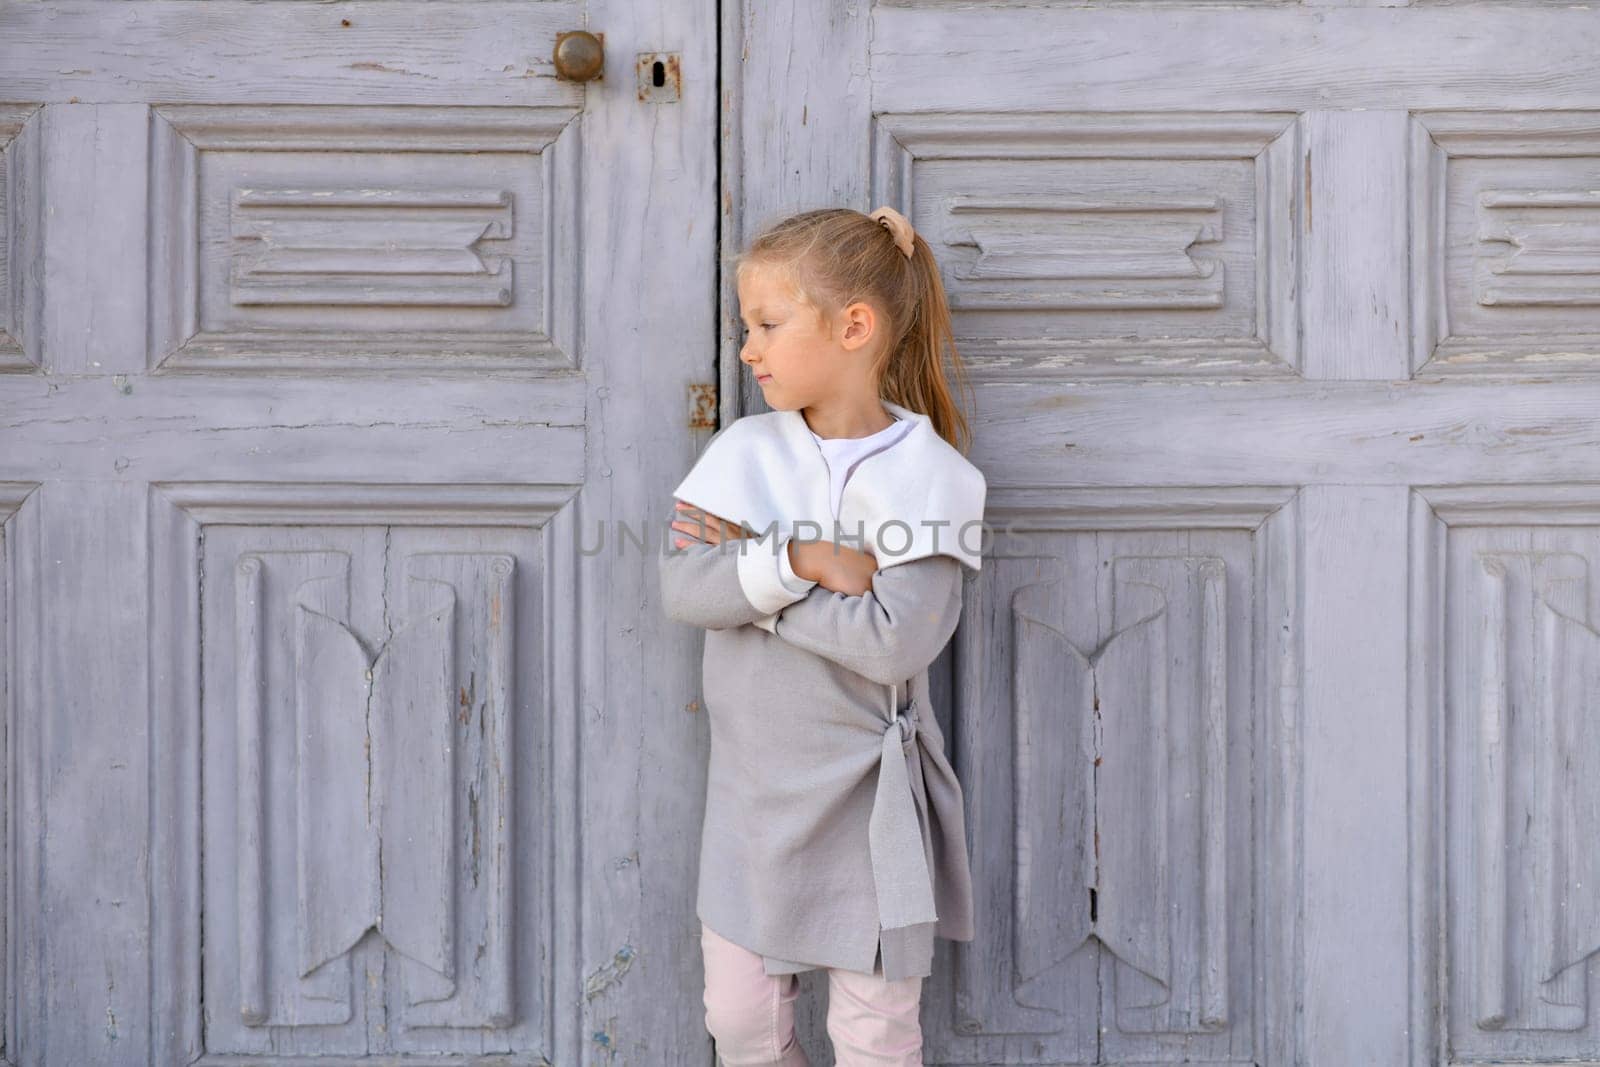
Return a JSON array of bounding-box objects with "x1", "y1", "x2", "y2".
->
[
  {"x1": 149, "y1": 482, "x2": 578, "y2": 1061},
  {"x1": 925, "y1": 485, "x2": 1301, "y2": 1066},
  {"x1": 1412, "y1": 112, "x2": 1600, "y2": 378},
  {"x1": 148, "y1": 106, "x2": 582, "y2": 373},
  {"x1": 1414, "y1": 485, "x2": 1600, "y2": 1063},
  {"x1": 871, "y1": 112, "x2": 1304, "y2": 379},
  {"x1": 0, "y1": 106, "x2": 42, "y2": 372},
  {"x1": 0, "y1": 484, "x2": 40, "y2": 1065}
]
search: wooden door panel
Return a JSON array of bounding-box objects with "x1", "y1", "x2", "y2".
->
[
  {"x1": 950, "y1": 491, "x2": 1296, "y2": 1065},
  {"x1": 1422, "y1": 487, "x2": 1600, "y2": 1062},
  {"x1": 194, "y1": 522, "x2": 546, "y2": 1052},
  {"x1": 148, "y1": 105, "x2": 581, "y2": 373},
  {"x1": 0, "y1": 0, "x2": 719, "y2": 1060},
  {"x1": 870, "y1": 112, "x2": 1303, "y2": 379},
  {"x1": 1411, "y1": 111, "x2": 1600, "y2": 378},
  {"x1": 155, "y1": 486, "x2": 573, "y2": 1060},
  {"x1": 733, "y1": 3, "x2": 1600, "y2": 1064}
]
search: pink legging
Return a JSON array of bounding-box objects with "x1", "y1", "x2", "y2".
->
[{"x1": 700, "y1": 921, "x2": 925, "y2": 1066}]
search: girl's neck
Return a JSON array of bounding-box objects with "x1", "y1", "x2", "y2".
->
[{"x1": 800, "y1": 398, "x2": 896, "y2": 440}]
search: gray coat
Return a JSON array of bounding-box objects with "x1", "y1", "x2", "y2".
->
[{"x1": 657, "y1": 509, "x2": 977, "y2": 980}]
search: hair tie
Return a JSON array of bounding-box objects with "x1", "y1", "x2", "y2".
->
[{"x1": 868, "y1": 206, "x2": 915, "y2": 259}]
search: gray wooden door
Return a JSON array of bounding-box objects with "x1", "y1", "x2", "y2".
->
[
  {"x1": 0, "y1": 2, "x2": 716, "y2": 1063},
  {"x1": 729, "y1": 4, "x2": 1600, "y2": 1065}
]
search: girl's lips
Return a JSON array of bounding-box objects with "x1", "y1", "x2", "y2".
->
[{"x1": 756, "y1": 374, "x2": 773, "y2": 382}]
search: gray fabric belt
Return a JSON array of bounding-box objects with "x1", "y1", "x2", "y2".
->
[{"x1": 867, "y1": 688, "x2": 939, "y2": 934}]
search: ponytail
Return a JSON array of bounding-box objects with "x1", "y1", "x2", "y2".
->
[{"x1": 875, "y1": 230, "x2": 974, "y2": 455}]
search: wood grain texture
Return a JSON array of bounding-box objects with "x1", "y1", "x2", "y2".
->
[
  {"x1": 9, "y1": 0, "x2": 1599, "y2": 1059},
  {"x1": 1414, "y1": 484, "x2": 1600, "y2": 1062},
  {"x1": 968, "y1": 378, "x2": 1600, "y2": 488},
  {"x1": 146, "y1": 104, "x2": 584, "y2": 372},
  {"x1": 870, "y1": 110, "x2": 1305, "y2": 379},
  {"x1": 0, "y1": 3, "x2": 587, "y2": 106},
  {"x1": 0, "y1": 106, "x2": 43, "y2": 372},
  {"x1": 872, "y1": 7, "x2": 1600, "y2": 111},
  {"x1": 0, "y1": 376, "x2": 585, "y2": 484},
  {"x1": 0, "y1": 485, "x2": 39, "y2": 1063},
  {"x1": 1300, "y1": 486, "x2": 1411, "y2": 1062},
  {"x1": 1302, "y1": 110, "x2": 1411, "y2": 380},
  {"x1": 949, "y1": 488, "x2": 1299, "y2": 1064},
  {"x1": 32, "y1": 482, "x2": 153, "y2": 1061},
  {"x1": 579, "y1": 0, "x2": 723, "y2": 1061},
  {"x1": 1410, "y1": 111, "x2": 1600, "y2": 378},
  {"x1": 40, "y1": 105, "x2": 147, "y2": 375},
  {"x1": 743, "y1": 1, "x2": 1600, "y2": 1063},
  {"x1": 7, "y1": 0, "x2": 719, "y2": 1060}
]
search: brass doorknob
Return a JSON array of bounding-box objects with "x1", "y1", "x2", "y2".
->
[{"x1": 553, "y1": 30, "x2": 604, "y2": 82}]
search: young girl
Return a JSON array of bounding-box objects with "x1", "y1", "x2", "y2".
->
[{"x1": 657, "y1": 206, "x2": 986, "y2": 1065}]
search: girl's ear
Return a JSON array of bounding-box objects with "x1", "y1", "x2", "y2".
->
[{"x1": 839, "y1": 300, "x2": 876, "y2": 351}]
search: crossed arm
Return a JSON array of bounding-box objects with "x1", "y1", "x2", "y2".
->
[{"x1": 657, "y1": 501, "x2": 967, "y2": 685}]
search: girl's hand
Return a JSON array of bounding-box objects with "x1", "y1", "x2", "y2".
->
[
  {"x1": 670, "y1": 501, "x2": 748, "y2": 548},
  {"x1": 790, "y1": 538, "x2": 879, "y2": 597},
  {"x1": 671, "y1": 502, "x2": 879, "y2": 596}
]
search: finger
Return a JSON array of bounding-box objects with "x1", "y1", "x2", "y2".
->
[
  {"x1": 669, "y1": 521, "x2": 713, "y2": 543},
  {"x1": 674, "y1": 511, "x2": 713, "y2": 537},
  {"x1": 691, "y1": 505, "x2": 729, "y2": 528}
]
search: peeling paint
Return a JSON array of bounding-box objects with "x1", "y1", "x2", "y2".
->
[
  {"x1": 590, "y1": 1016, "x2": 620, "y2": 1064},
  {"x1": 583, "y1": 944, "x2": 636, "y2": 1000}
]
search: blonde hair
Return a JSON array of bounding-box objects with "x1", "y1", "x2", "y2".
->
[{"x1": 733, "y1": 207, "x2": 976, "y2": 454}]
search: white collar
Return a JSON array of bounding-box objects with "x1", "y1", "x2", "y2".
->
[{"x1": 672, "y1": 399, "x2": 987, "y2": 572}]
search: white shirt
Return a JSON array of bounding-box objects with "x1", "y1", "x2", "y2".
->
[
  {"x1": 809, "y1": 415, "x2": 914, "y2": 520},
  {"x1": 775, "y1": 414, "x2": 914, "y2": 596}
]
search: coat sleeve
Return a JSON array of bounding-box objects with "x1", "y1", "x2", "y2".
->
[
  {"x1": 656, "y1": 503, "x2": 815, "y2": 631},
  {"x1": 765, "y1": 553, "x2": 966, "y2": 685}
]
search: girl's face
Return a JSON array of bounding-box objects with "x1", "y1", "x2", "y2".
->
[{"x1": 736, "y1": 261, "x2": 879, "y2": 411}]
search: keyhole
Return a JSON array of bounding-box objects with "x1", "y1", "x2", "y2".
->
[
  {"x1": 1088, "y1": 886, "x2": 1098, "y2": 922},
  {"x1": 652, "y1": 60, "x2": 666, "y2": 87}
]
